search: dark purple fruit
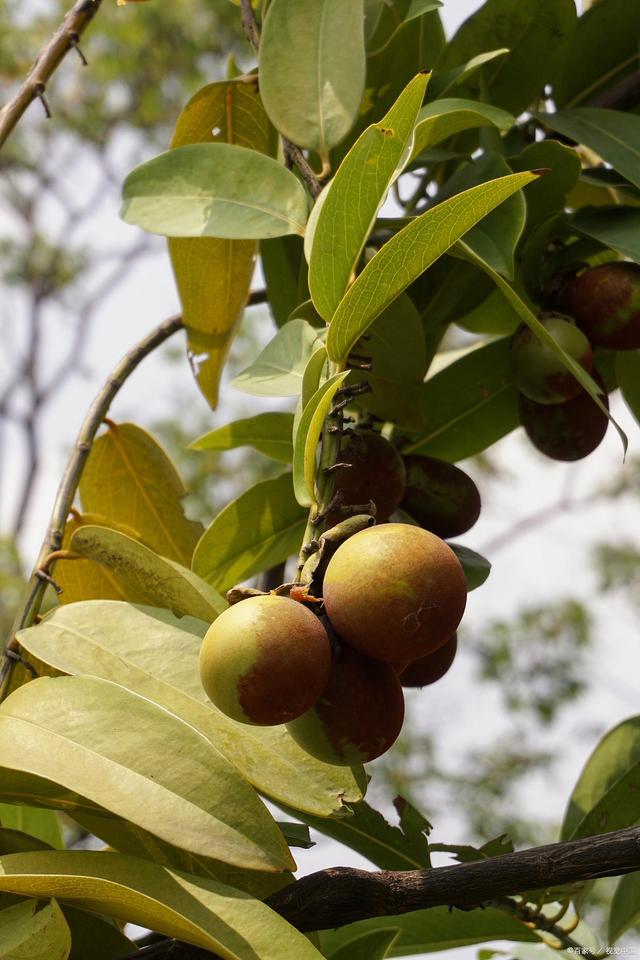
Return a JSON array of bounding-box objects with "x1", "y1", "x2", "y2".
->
[
  {"x1": 401, "y1": 456, "x2": 481, "y2": 539},
  {"x1": 327, "y1": 429, "x2": 406, "y2": 527},
  {"x1": 286, "y1": 645, "x2": 405, "y2": 766},
  {"x1": 400, "y1": 634, "x2": 457, "y2": 687},
  {"x1": 511, "y1": 317, "x2": 592, "y2": 404},
  {"x1": 520, "y1": 372, "x2": 609, "y2": 462},
  {"x1": 560, "y1": 262, "x2": 640, "y2": 351}
]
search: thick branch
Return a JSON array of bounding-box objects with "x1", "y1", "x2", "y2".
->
[
  {"x1": 0, "y1": 314, "x2": 184, "y2": 699},
  {"x1": 0, "y1": 0, "x2": 104, "y2": 151}
]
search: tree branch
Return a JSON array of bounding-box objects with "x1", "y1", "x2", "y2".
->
[
  {"x1": 0, "y1": 0, "x2": 104, "y2": 151},
  {"x1": 0, "y1": 314, "x2": 184, "y2": 700}
]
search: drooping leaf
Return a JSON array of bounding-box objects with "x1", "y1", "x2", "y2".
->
[
  {"x1": 0, "y1": 898, "x2": 70, "y2": 960},
  {"x1": 0, "y1": 807, "x2": 63, "y2": 851},
  {"x1": 259, "y1": 0, "x2": 365, "y2": 156},
  {"x1": 69, "y1": 525, "x2": 227, "y2": 621},
  {"x1": 326, "y1": 172, "x2": 538, "y2": 362},
  {"x1": 437, "y1": 0, "x2": 577, "y2": 114},
  {"x1": 411, "y1": 98, "x2": 514, "y2": 160},
  {"x1": 17, "y1": 602, "x2": 364, "y2": 818},
  {"x1": 553, "y1": 0, "x2": 640, "y2": 108},
  {"x1": 292, "y1": 373, "x2": 350, "y2": 507},
  {"x1": 309, "y1": 73, "x2": 429, "y2": 322},
  {"x1": 328, "y1": 928, "x2": 400, "y2": 960},
  {"x1": 616, "y1": 352, "x2": 640, "y2": 427},
  {"x1": 609, "y1": 872, "x2": 640, "y2": 944},
  {"x1": 167, "y1": 79, "x2": 274, "y2": 408},
  {"x1": 561, "y1": 716, "x2": 640, "y2": 841},
  {"x1": 0, "y1": 675, "x2": 293, "y2": 872},
  {"x1": 448, "y1": 543, "x2": 491, "y2": 592},
  {"x1": 572, "y1": 206, "x2": 640, "y2": 264},
  {"x1": 79, "y1": 423, "x2": 203, "y2": 565},
  {"x1": 0, "y1": 851, "x2": 324, "y2": 959},
  {"x1": 403, "y1": 337, "x2": 519, "y2": 462},
  {"x1": 192, "y1": 473, "x2": 306, "y2": 591},
  {"x1": 122, "y1": 143, "x2": 309, "y2": 238},
  {"x1": 232, "y1": 319, "x2": 323, "y2": 397},
  {"x1": 191, "y1": 413, "x2": 295, "y2": 463},
  {"x1": 538, "y1": 109, "x2": 640, "y2": 191}
]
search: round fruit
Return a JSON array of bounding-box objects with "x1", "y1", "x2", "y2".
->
[
  {"x1": 520, "y1": 372, "x2": 609, "y2": 462},
  {"x1": 328, "y1": 429, "x2": 406, "y2": 526},
  {"x1": 400, "y1": 633, "x2": 457, "y2": 688},
  {"x1": 511, "y1": 317, "x2": 592, "y2": 404},
  {"x1": 560, "y1": 262, "x2": 640, "y2": 350},
  {"x1": 286, "y1": 645, "x2": 405, "y2": 765},
  {"x1": 323, "y1": 523, "x2": 467, "y2": 662},
  {"x1": 199, "y1": 595, "x2": 331, "y2": 726},
  {"x1": 401, "y1": 456, "x2": 481, "y2": 539}
]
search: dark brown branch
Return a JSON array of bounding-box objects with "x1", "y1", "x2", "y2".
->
[{"x1": 0, "y1": 0, "x2": 104, "y2": 151}]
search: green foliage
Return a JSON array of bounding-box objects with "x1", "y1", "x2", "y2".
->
[
  {"x1": 191, "y1": 412, "x2": 296, "y2": 463},
  {"x1": 0, "y1": 898, "x2": 70, "y2": 960}
]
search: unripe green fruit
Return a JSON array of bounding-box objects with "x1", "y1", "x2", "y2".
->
[
  {"x1": 401, "y1": 456, "x2": 481, "y2": 539},
  {"x1": 520, "y1": 371, "x2": 609, "y2": 462},
  {"x1": 560, "y1": 262, "x2": 640, "y2": 350},
  {"x1": 327, "y1": 429, "x2": 406, "y2": 527},
  {"x1": 286, "y1": 644, "x2": 405, "y2": 765},
  {"x1": 323, "y1": 523, "x2": 467, "y2": 662},
  {"x1": 199, "y1": 595, "x2": 331, "y2": 726},
  {"x1": 511, "y1": 317, "x2": 592, "y2": 404},
  {"x1": 400, "y1": 633, "x2": 457, "y2": 688}
]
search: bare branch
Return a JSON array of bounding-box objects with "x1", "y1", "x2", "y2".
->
[{"x1": 0, "y1": 0, "x2": 104, "y2": 151}]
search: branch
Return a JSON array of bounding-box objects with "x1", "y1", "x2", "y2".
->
[
  {"x1": 0, "y1": 0, "x2": 104, "y2": 151},
  {"x1": 0, "y1": 314, "x2": 184, "y2": 699},
  {"x1": 587, "y1": 68, "x2": 640, "y2": 111}
]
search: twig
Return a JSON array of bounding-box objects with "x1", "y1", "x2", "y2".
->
[
  {"x1": 0, "y1": 314, "x2": 184, "y2": 700},
  {"x1": 0, "y1": 0, "x2": 104, "y2": 151}
]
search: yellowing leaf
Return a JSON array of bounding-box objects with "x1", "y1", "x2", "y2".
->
[
  {"x1": 0, "y1": 899, "x2": 70, "y2": 960},
  {"x1": 79, "y1": 422, "x2": 202, "y2": 566},
  {"x1": 57, "y1": 514, "x2": 127, "y2": 606},
  {"x1": 168, "y1": 79, "x2": 275, "y2": 408}
]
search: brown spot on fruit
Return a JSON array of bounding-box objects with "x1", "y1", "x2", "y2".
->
[
  {"x1": 400, "y1": 633, "x2": 457, "y2": 687},
  {"x1": 511, "y1": 316, "x2": 593, "y2": 405},
  {"x1": 520, "y1": 371, "x2": 609, "y2": 462},
  {"x1": 199, "y1": 595, "x2": 331, "y2": 725},
  {"x1": 560, "y1": 262, "x2": 640, "y2": 351},
  {"x1": 401, "y1": 456, "x2": 481, "y2": 539},
  {"x1": 322, "y1": 523, "x2": 467, "y2": 662},
  {"x1": 286, "y1": 644, "x2": 405, "y2": 765},
  {"x1": 327, "y1": 429, "x2": 406, "y2": 528}
]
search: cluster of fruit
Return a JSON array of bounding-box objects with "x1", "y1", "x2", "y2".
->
[
  {"x1": 199, "y1": 431, "x2": 482, "y2": 767},
  {"x1": 513, "y1": 262, "x2": 640, "y2": 461}
]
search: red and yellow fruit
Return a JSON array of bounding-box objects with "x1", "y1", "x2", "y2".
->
[
  {"x1": 401, "y1": 456, "x2": 481, "y2": 539},
  {"x1": 323, "y1": 523, "x2": 467, "y2": 663},
  {"x1": 560, "y1": 262, "x2": 640, "y2": 350},
  {"x1": 199, "y1": 595, "x2": 331, "y2": 725},
  {"x1": 510, "y1": 317, "x2": 592, "y2": 405},
  {"x1": 400, "y1": 633, "x2": 458, "y2": 688},
  {"x1": 519, "y1": 372, "x2": 609, "y2": 462},
  {"x1": 328, "y1": 429, "x2": 406, "y2": 526},
  {"x1": 286, "y1": 645, "x2": 405, "y2": 765}
]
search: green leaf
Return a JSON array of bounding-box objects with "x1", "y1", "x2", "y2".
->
[
  {"x1": 232, "y1": 319, "x2": 323, "y2": 397},
  {"x1": 190, "y1": 413, "x2": 295, "y2": 463},
  {"x1": 79, "y1": 423, "x2": 203, "y2": 566},
  {"x1": 192, "y1": 473, "x2": 306, "y2": 591},
  {"x1": 553, "y1": 0, "x2": 640, "y2": 108},
  {"x1": 0, "y1": 851, "x2": 324, "y2": 960},
  {"x1": 609, "y1": 872, "x2": 640, "y2": 943},
  {"x1": 56, "y1": 514, "x2": 127, "y2": 605},
  {"x1": 309, "y1": 73, "x2": 429, "y2": 322},
  {"x1": 403, "y1": 338, "x2": 519, "y2": 462},
  {"x1": 167, "y1": 79, "x2": 274, "y2": 408},
  {"x1": 69, "y1": 525, "x2": 227, "y2": 621},
  {"x1": 538, "y1": 109, "x2": 640, "y2": 192},
  {"x1": 281, "y1": 799, "x2": 431, "y2": 871},
  {"x1": 572, "y1": 206, "x2": 640, "y2": 264},
  {"x1": 437, "y1": 0, "x2": 577, "y2": 114},
  {"x1": 0, "y1": 675, "x2": 293, "y2": 872},
  {"x1": 329, "y1": 928, "x2": 401, "y2": 960},
  {"x1": 510, "y1": 141, "x2": 581, "y2": 233},
  {"x1": 0, "y1": 899, "x2": 70, "y2": 960},
  {"x1": 326, "y1": 171, "x2": 538, "y2": 362},
  {"x1": 0, "y1": 807, "x2": 63, "y2": 851},
  {"x1": 457, "y1": 240, "x2": 628, "y2": 455},
  {"x1": 259, "y1": 0, "x2": 365, "y2": 156},
  {"x1": 293, "y1": 373, "x2": 350, "y2": 507},
  {"x1": 455, "y1": 289, "x2": 520, "y2": 336},
  {"x1": 262, "y1": 236, "x2": 308, "y2": 327},
  {"x1": 616, "y1": 352, "x2": 640, "y2": 427},
  {"x1": 302, "y1": 346, "x2": 329, "y2": 407},
  {"x1": 63, "y1": 906, "x2": 135, "y2": 960},
  {"x1": 320, "y1": 906, "x2": 538, "y2": 956},
  {"x1": 427, "y1": 49, "x2": 509, "y2": 102},
  {"x1": 411, "y1": 98, "x2": 514, "y2": 160},
  {"x1": 561, "y1": 716, "x2": 640, "y2": 841},
  {"x1": 448, "y1": 543, "x2": 491, "y2": 591},
  {"x1": 122, "y1": 142, "x2": 309, "y2": 239},
  {"x1": 0, "y1": 829, "x2": 52, "y2": 856},
  {"x1": 365, "y1": 0, "x2": 442, "y2": 55},
  {"x1": 17, "y1": 602, "x2": 364, "y2": 818}
]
